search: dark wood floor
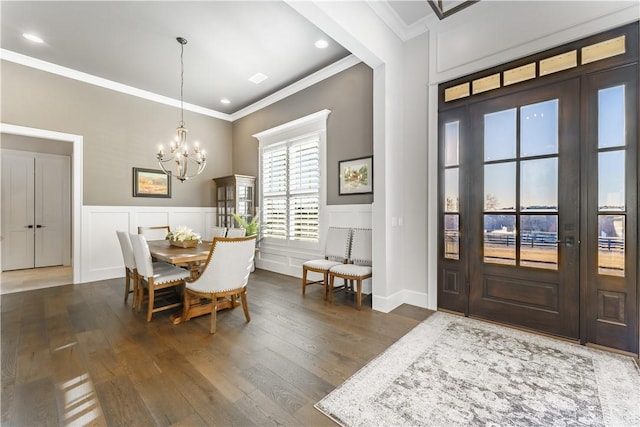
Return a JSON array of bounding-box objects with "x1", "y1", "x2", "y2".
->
[{"x1": 1, "y1": 269, "x2": 433, "y2": 426}]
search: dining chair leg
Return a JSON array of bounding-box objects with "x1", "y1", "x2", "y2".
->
[
  {"x1": 302, "y1": 267, "x2": 308, "y2": 295},
  {"x1": 147, "y1": 284, "x2": 155, "y2": 322},
  {"x1": 210, "y1": 296, "x2": 218, "y2": 334},
  {"x1": 240, "y1": 289, "x2": 251, "y2": 323},
  {"x1": 356, "y1": 279, "x2": 362, "y2": 310},
  {"x1": 328, "y1": 273, "x2": 335, "y2": 303},
  {"x1": 132, "y1": 272, "x2": 138, "y2": 310},
  {"x1": 323, "y1": 271, "x2": 330, "y2": 300},
  {"x1": 124, "y1": 269, "x2": 131, "y2": 303}
]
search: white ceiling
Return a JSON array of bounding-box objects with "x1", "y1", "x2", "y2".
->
[{"x1": 0, "y1": 1, "x2": 435, "y2": 116}]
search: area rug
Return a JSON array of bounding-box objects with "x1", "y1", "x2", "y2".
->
[{"x1": 315, "y1": 312, "x2": 640, "y2": 426}]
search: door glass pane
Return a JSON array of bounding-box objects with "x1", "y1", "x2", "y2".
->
[
  {"x1": 598, "y1": 150, "x2": 625, "y2": 211},
  {"x1": 484, "y1": 214, "x2": 516, "y2": 265},
  {"x1": 598, "y1": 215, "x2": 625, "y2": 277},
  {"x1": 485, "y1": 162, "x2": 515, "y2": 211},
  {"x1": 444, "y1": 214, "x2": 460, "y2": 260},
  {"x1": 445, "y1": 168, "x2": 459, "y2": 212},
  {"x1": 521, "y1": 99, "x2": 559, "y2": 157},
  {"x1": 444, "y1": 121, "x2": 459, "y2": 166},
  {"x1": 520, "y1": 215, "x2": 558, "y2": 270},
  {"x1": 521, "y1": 158, "x2": 558, "y2": 211},
  {"x1": 598, "y1": 85, "x2": 625, "y2": 149},
  {"x1": 484, "y1": 109, "x2": 516, "y2": 161}
]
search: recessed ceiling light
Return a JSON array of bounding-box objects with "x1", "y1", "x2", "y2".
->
[
  {"x1": 23, "y1": 33, "x2": 44, "y2": 44},
  {"x1": 315, "y1": 39, "x2": 329, "y2": 49},
  {"x1": 248, "y1": 73, "x2": 268, "y2": 84},
  {"x1": 220, "y1": 98, "x2": 231, "y2": 105}
]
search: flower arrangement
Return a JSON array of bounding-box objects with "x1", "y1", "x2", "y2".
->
[{"x1": 166, "y1": 226, "x2": 201, "y2": 247}]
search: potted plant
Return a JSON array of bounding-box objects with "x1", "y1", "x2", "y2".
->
[{"x1": 232, "y1": 210, "x2": 260, "y2": 237}]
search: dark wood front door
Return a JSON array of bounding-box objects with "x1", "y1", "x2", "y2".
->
[
  {"x1": 437, "y1": 24, "x2": 639, "y2": 355},
  {"x1": 584, "y1": 64, "x2": 638, "y2": 352},
  {"x1": 467, "y1": 80, "x2": 581, "y2": 339}
]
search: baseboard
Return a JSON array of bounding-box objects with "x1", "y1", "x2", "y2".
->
[{"x1": 372, "y1": 289, "x2": 429, "y2": 313}]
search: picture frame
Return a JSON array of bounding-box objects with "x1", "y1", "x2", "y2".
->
[
  {"x1": 339, "y1": 156, "x2": 373, "y2": 195},
  {"x1": 133, "y1": 167, "x2": 171, "y2": 198}
]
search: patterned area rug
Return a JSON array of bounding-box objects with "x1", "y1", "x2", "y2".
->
[{"x1": 316, "y1": 312, "x2": 640, "y2": 426}]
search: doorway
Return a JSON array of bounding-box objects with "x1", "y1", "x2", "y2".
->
[
  {"x1": 437, "y1": 23, "x2": 638, "y2": 354},
  {"x1": 2, "y1": 149, "x2": 71, "y2": 271},
  {"x1": 0, "y1": 124, "x2": 83, "y2": 287}
]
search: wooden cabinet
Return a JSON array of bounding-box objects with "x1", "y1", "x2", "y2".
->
[{"x1": 213, "y1": 175, "x2": 256, "y2": 228}]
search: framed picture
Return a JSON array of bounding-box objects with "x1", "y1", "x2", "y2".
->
[
  {"x1": 339, "y1": 156, "x2": 373, "y2": 195},
  {"x1": 133, "y1": 167, "x2": 171, "y2": 198}
]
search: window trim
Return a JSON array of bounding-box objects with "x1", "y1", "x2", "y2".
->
[{"x1": 254, "y1": 109, "x2": 331, "y2": 251}]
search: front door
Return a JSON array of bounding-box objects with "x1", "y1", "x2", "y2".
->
[
  {"x1": 437, "y1": 24, "x2": 638, "y2": 355},
  {"x1": 468, "y1": 80, "x2": 581, "y2": 339}
]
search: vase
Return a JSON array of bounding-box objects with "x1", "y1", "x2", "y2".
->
[{"x1": 169, "y1": 239, "x2": 198, "y2": 248}]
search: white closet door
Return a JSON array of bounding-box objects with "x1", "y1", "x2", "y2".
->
[
  {"x1": 34, "y1": 156, "x2": 70, "y2": 267},
  {"x1": 1, "y1": 153, "x2": 35, "y2": 270}
]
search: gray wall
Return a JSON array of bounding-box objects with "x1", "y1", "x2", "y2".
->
[
  {"x1": 1, "y1": 60, "x2": 232, "y2": 206},
  {"x1": 232, "y1": 62, "x2": 373, "y2": 205}
]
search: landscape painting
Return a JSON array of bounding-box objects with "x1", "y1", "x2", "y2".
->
[{"x1": 133, "y1": 167, "x2": 171, "y2": 198}]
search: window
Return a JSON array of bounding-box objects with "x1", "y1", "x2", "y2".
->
[{"x1": 254, "y1": 110, "x2": 330, "y2": 247}]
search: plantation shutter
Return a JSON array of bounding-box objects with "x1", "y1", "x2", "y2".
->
[
  {"x1": 289, "y1": 135, "x2": 320, "y2": 242},
  {"x1": 262, "y1": 142, "x2": 288, "y2": 239},
  {"x1": 261, "y1": 134, "x2": 320, "y2": 242}
]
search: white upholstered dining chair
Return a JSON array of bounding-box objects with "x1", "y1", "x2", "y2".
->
[
  {"x1": 130, "y1": 233, "x2": 191, "y2": 321},
  {"x1": 116, "y1": 231, "x2": 138, "y2": 306},
  {"x1": 225, "y1": 228, "x2": 246, "y2": 238},
  {"x1": 182, "y1": 236, "x2": 256, "y2": 334},
  {"x1": 301, "y1": 227, "x2": 351, "y2": 299},
  {"x1": 137, "y1": 225, "x2": 171, "y2": 241},
  {"x1": 211, "y1": 226, "x2": 227, "y2": 239},
  {"x1": 328, "y1": 228, "x2": 372, "y2": 310}
]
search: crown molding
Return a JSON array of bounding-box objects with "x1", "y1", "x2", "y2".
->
[
  {"x1": 2, "y1": 49, "x2": 362, "y2": 124},
  {"x1": 0, "y1": 49, "x2": 233, "y2": 122},
  {"x1": 230, "y1": 54, "x2": 361, "y2": 121},
  {"x1": 366, "y1": 1, "x2": 429, "y2": 42}
]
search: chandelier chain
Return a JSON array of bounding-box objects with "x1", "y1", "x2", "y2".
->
[{"x1": 180, "y1": 40, "x2": 184, "y2": 125}]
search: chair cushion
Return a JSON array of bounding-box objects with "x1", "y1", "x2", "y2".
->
[
  {"x1": 152, "y1": 264, "x2": 190, "y2": 284},
  {"x1": 303, "y1": 259, "x2": 343, "y2": 271},
  {"x1": 329, "y1": 264, "x2": 372, "y2": 278}
]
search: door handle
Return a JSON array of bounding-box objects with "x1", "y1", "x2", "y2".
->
[
  {"x1": 24, "y1": 225, "x2": 34, "y2": 229},
  {"x1": 36, "y1": 225, "x2": 45, "y2": 228}
]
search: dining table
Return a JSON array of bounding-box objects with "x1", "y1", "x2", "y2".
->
[{"x1": 146, "y1": 239, "x2": 240, "y2": 324}]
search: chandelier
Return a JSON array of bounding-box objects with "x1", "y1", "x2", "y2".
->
[{"x1": 157, "y1": 37, "x2": 207, "y2": 182}]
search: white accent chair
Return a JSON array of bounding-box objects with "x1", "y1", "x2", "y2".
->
[
  {"x1": 211, "y1": 226, "x2": 227, "y2": 239},
  {"x1": 225, "y1": 228, "x2": 246, "y2": 238},
  {"x1": 301, "y1": 227, "x2": 352, "y2": 299},
  {"x1": 116, "y1": 231, "x2": 137, "y2": 306},
  {"x1": 137, "y1": 225, "x2": 171, "y2": 241},
  {"x1": 182, "y1": 236, "x2": 256, "y2": 334},
  {"x1": 328, "y1": 228, "x2": 372, "y2": 310},
  {"x1": 130, "y1": 233, "x2": 191, "y2": 321}
]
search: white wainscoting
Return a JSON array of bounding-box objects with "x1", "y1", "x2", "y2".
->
[
  {"x1": 255, "y1": 204, "x2": 373, "y2": 293},
  {"x1": 81, "y1": 206, "x2": 216, "y2": 283}
]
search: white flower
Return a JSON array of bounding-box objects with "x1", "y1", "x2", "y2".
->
[{"x1": 167, "y1": 226, "x2": 201, "y2": 242}]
